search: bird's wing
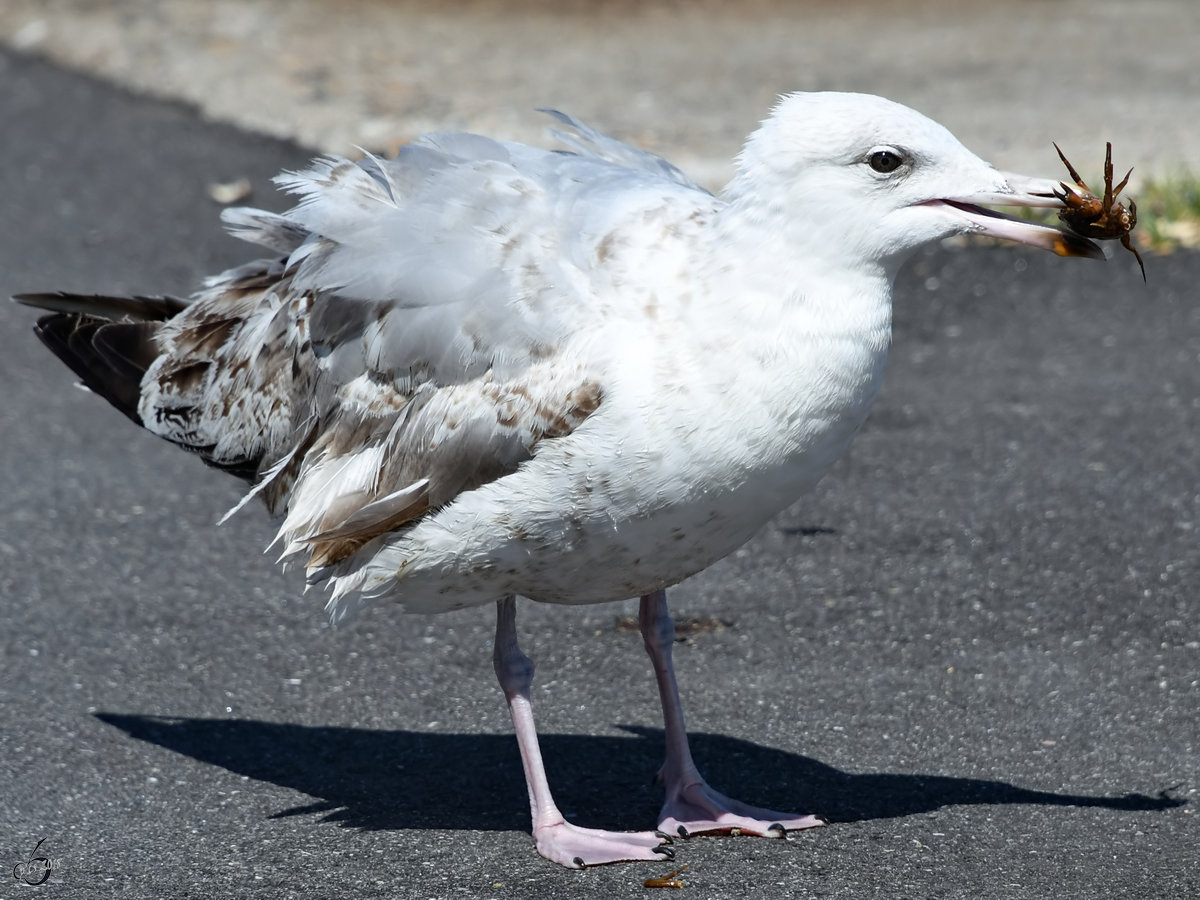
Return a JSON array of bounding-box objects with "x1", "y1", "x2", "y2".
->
[
  {"x1": 139, "y1": 119, "x2": 718, "y2": 574},
  {"x1": 537, "y1": 108, "x2": 709, "y2": 192}
]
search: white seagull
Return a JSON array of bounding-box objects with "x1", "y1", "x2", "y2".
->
[{"x1": 19, "y1": 92, "x2": 1104, "y2": 868}]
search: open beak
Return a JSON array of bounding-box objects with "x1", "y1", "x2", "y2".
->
[{"x1": 930, "y1": 172, "x2": 1105, "y2": 260}]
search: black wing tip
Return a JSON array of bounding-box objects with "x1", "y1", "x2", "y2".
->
[
  {"x1": 14, "y1": 290, "x2": 188, "y2": 321},
  {"x1": 31, "y1": 312, "x2": 156, "y2": 426},
  {"x1": 19, "y1": 291, "x2": 190, "y2": 427}
]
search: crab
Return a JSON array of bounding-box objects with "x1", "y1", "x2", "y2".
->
[{"x1": 1053, "y1": 141, "x2": 1145, "y2": 281}]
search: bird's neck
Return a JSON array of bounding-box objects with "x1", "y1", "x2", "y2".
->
[
  {"x1": 710, "y1": 190, "x2": 894, "y2": 347},
  {"x1": 692, "y1": 188, "x2": 894, "y2": 496}
]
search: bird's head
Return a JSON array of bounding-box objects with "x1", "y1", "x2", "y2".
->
[{"x1": 728, "y1": 92, "x2": 1102, "y2": 275}]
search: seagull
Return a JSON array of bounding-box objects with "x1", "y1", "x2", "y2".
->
[{"x1": 18, "y1": 92, "x2": 1104, "y2": 868}]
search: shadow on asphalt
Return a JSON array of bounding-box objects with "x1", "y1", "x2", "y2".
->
[{"x1": 96, "y1": 713, "x2": 1183, "y2": 833}]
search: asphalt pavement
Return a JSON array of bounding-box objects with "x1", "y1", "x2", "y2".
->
[
  {"x1": 4, "y1": 0, "x2": 1200, "y2": 186},
  {"x1": 1, "y1": 47, "x2": 1197, "y2": 900}
]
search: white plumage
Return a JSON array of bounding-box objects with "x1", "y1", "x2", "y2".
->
[{"x1": 20, "y1": 92, "x2": 1103, "y2": 868}]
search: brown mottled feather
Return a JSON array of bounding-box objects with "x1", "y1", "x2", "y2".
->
[
  {"x1": 22, "y1": 246, "x2": 605, "y2": 576},
  {"x1": 20, "y1": 133, "x2": 641, "y2": 585}
]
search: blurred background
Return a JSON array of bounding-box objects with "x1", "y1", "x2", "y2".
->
[{"x1": 4, "y1": 0, "x2": 1198, "y2": 197}]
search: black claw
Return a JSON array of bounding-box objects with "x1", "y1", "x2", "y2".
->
[
  {"x1": 652, "y1": 844, "x2": 676, "y2": 860},
  {"x1": 767, "y1": 822, "x2": 788, "y2": 839},
  {"x1": 676, "y1": 824, "x2": 690, "y2": 838},
  {"x1": 653, "y1": 830, "x2": 675, "y2": 844},
  {"x1": 573, "y1": 856, "x2": 586, "y2": 869}
]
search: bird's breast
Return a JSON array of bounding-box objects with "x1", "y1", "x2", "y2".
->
[{"x1": 536, "y1": 289, "x2": 892, "y2": 593}]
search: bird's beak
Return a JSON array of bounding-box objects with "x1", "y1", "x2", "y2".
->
[{"x1": 930, "y1": 171, "x2": 1105, "y2": 260}]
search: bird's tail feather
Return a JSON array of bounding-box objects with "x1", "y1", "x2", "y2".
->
[{"x1": 16, "y1": 292, "x2": 185, "y2": 426}]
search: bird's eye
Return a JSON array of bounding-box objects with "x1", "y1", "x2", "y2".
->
[{"x1": 867, "y1": 148, "x2": 906, "y2": 174}]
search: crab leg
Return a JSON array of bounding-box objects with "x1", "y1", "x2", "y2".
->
[
  {"x1": 1101, "y1": 142, "x2": 1115, "y2": 210},
  {"x1": 1112, "y1": 164, "x2": 1134, "y2": 199},
  {"x1": 1054, "y1": 142, "x2": 1091, "y2": 191}
]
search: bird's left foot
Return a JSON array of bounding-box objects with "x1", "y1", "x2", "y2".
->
[{"x1": 658, "y1": 778, "x2": 824, "y2": 839}]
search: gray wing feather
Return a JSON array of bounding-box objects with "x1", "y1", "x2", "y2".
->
[
  {"x1": 220, "y1": 208, "x2": 310, "y2": 254},
  {"x1": 262, "y1": 120, "x2": 714, "y2": 389},
  {"x1": 538, "y1": 108, "x2": 709, "y2": 193},
  {"x1": 94, "y1": 112, "x2": 712, "y2": 582}
]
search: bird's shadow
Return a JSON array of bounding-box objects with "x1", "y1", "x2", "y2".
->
[{"x1": 95, "y1": 713, "x2": 1182, "y2": 833}]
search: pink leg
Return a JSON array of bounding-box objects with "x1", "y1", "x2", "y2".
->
[
  {"x1": 639, "y1": 590, "x2": 825, "y2": 839},
  {"x1": 494, "y1": 596, "x2": 673, "y2": 867}
]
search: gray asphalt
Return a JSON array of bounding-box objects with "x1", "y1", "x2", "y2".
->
[{"x1": 1, "y1": 48, "x2": 1197, "y2": 900}]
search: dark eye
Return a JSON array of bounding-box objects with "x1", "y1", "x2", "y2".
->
[{"x1": 867, "y1": 149, "x2": 905, "y2": 174}]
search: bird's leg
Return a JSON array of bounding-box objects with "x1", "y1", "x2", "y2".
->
[
  {"x1": 639, "y1": 590, "x2": 824, "y2": 838},
  {"x1": 493, "y1": 596, "x2": 672, "y2": 868}
]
